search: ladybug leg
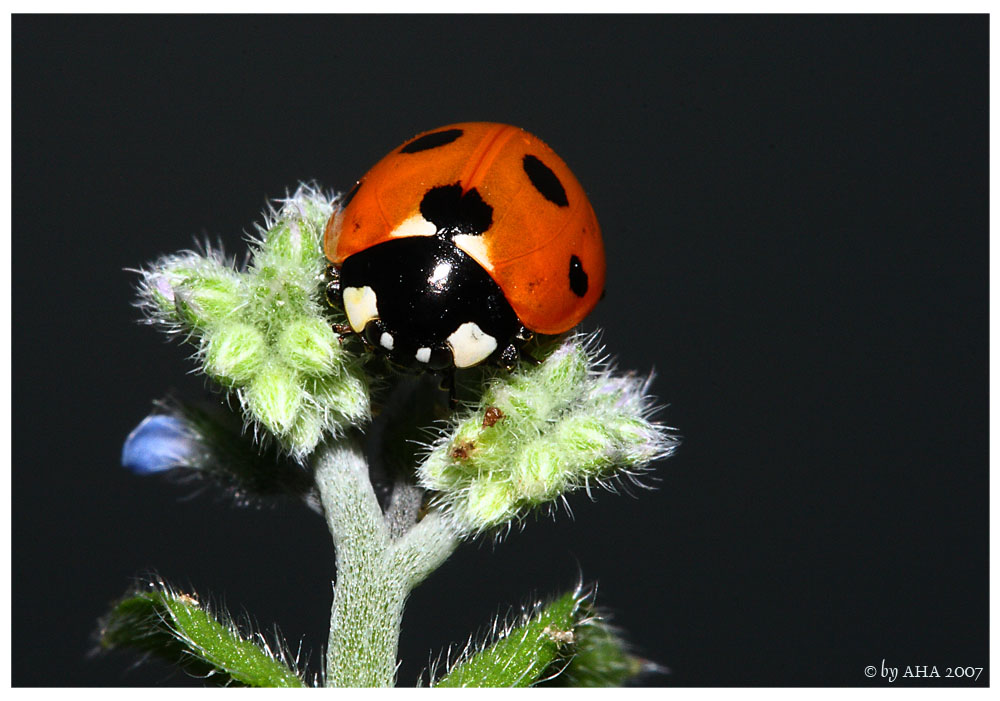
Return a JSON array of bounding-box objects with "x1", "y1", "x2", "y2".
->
[
  {"x1": 518, "y1": 345, "x2": 542, "y2": 366},
  {"x1": 498, "y1": 342, "x2": 520, "y2": 372},
  {"x1": 439, "y1": 368, "x2": 458, "y2": 409},
  {"x1": 362, "y1": 319, "x2": 390, "y2": 350},
  {"x1": 512, "y1": 327, "x2": 542, "y2": 367},
  {"x1": 325, "y1": 264, "x2": 342, "y2": 308},
  {"x1": 495, "y1": 326, "x2": 537, "y2": 371},
  {"x1": 324, "y1": 266, "x2": 354, "y2": 338}
]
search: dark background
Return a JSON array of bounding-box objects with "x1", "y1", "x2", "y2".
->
[{"x1": 13, "y1": 15, "x2": 988, "y2": 687}]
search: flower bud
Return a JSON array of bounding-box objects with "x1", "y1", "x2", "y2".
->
[
  {"x1": 420, "y1": 451, "x2": 464, "y2": 492},
  {"x1": 267, "y1": 222, "x2": 306, "y2": 265},
  {"x1": 166, "y1": 259, "x2": 242, "y2": 331},
  {"x1": 183, "y1": 276, "x2": 242, "y2": 326},
  {"x1": 483, "y1": 340, "x2": 589, "y2": 424},
  {"x1": 278, "y1": 318, "x2": 340, "y2": 375},
  {"x1": 461, "y1": 477, "x2": 517, "y2": 530},
  {"x1": 121, "y1": 415, "x2": 198, "y2": 475},
  {"x1": 287, "y1": 404, "x2": 325, "y2": 456},
  {"x1": 245, "y1": 365, "x2": 303, "y2": 436},
  {"x1": 550, "y1": 414, "x2": 611, "y2": 472},
  {"x1": 143, "y1": 272, "x2": 178, "y2": 315},
  {"x1": 513, "y1": 438, "x2": 566, "y2": 501},
  {"x1": 121, "y1": 399, "x2": 318, "y2": 506},
  {"x1": 204, "y1": 322, "x2": 267, "y2": 385},
  {"x1": 310, "y1": 371, "x2": 370, "y2": 424}
]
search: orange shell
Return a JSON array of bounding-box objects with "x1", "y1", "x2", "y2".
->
[{"x1": 325, "y1": 122, "x2": 605, "y2": 335}]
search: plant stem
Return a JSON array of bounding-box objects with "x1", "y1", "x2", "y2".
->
[{"x1": 314, "y1": 441, "x2": 460, "y2": 687}]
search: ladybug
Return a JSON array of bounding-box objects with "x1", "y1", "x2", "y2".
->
[{"x1": 324, "y1": 122, "x2": 605, "y2": 370}]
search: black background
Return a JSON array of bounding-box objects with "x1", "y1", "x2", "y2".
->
[{"x1": 12, "y1": 15, "x2": 988, "y2": 687}]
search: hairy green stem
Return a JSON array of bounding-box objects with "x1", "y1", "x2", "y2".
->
[{"x1": 314, "y1": 441, "x2": 460, "y2": 687}]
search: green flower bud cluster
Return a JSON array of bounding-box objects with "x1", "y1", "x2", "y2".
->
[
  {"x1": 418, "y1": 336, "x2": 678, "y2": 535},
  {"x1": 137, "y1": 185, "x2": 368, "y2": 458}
]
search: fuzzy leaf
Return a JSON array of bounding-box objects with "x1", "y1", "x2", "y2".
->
[
  {"x1": 433, "y1": 591, "x2": 585, "y2": 688},
  {"x1": 99, "y1": 581, "x2": 306, "y2": 687}
]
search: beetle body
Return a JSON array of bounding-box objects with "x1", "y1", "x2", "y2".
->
[{"x1": 325, "y1": 122, "x2": 605, "y2": 369}]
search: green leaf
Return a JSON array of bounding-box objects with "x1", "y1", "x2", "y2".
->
[
  {"x1": 433, "y1": 591, "x2": 585, "y2": 688},
  {"x1": 99, "y1": 580, "x2": 306, "y2": 687}
]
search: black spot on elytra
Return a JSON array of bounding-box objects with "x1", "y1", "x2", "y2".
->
[
  {"x1": 523, "y1": 154, "x2": 569, "y2": 207},
  {"x1": 400, "y1": 128, "x2": 464, "y2": 154},
  {"x1": 341, "y1": 180, "x2": 361, "y2": 208},
  {"x1": 419, "y1": 184, "x2": 493, "y2": 236},
  {"x1": 569, "y1": 255, "x2": 588, "y2": 297}
]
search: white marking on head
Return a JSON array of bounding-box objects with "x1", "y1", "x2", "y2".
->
[
  {"x1": 447, "y1": 322, "x2": 498, "y2": 368},
  {"x1": 415, "y1": 347, "x2": 432, "y2": 363},
  {"x1": 390, "y1": 213, "x2": 438, "y2": 239},
  {"x1": 452, "y1": 234, "x2": 494, "y2": 272},
  {"x1": 342, "y1": 286, "x2": 379, "y2": 333},
  {"x1": 380, "y1": 332, "x2": 394, "y2": 350}
]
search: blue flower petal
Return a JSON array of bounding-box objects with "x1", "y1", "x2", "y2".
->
[{"x1": 121, "y1": 414, "x2": 196, "y2": 475}]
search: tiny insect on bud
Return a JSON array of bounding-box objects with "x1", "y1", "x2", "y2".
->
[
  {"x1": 482, "y1": 406, "x2": 504, "y2": 428},
  {"x1": 542, "y1": 625, "x2": 575, "y2": 646},
  {"x1": 450, "y1": 439, "x2": 476, "y2": 460}
]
